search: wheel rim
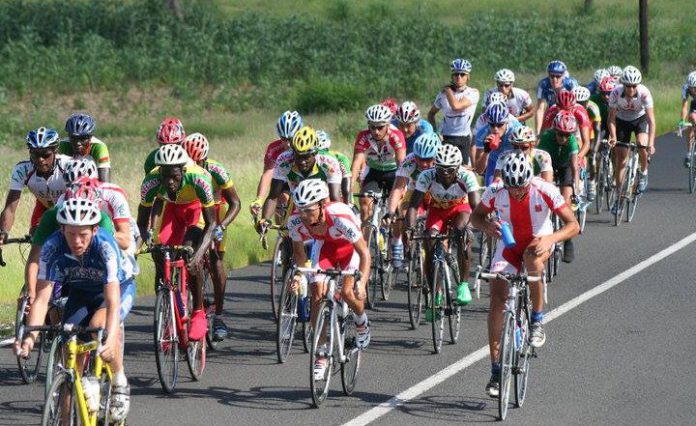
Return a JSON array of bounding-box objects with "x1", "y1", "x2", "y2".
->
[
  {"x1": 155, "y1": 290, "x2": 178, "y2": 392},
  {"x1": 407, "y1": 244, "x2": 424, "y2": 329},
  {"x1": 310, "y1": 303, "x2": 332, "y2": 407},
  {"x1": 499, "y1": 314, "x2": 515, "y2": 420},
  {"x1": 276, "y1": 278, "x2": 298, "y2": 363},
  {"x1": 341, "y1": 312, "x2": 361, "y2": 395},
  {"x1": 431, "y1": 263, "x2": 444, "y2": 354}
]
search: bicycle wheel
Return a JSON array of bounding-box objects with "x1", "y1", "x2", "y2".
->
[
  {"x1": 15, "y1": 292, "x2": 44, "y2": 384},
  {"x1": 302, "y1": 321, "x2": 311, "y2": 354},
  {"x1": 515, "y1": 299, "x2": 532, "y2": 408},
  {"x1": 366, "y1": 226, "x2": 382, "y2": 309},
  {"x1": 445, "y1": 250, "x2": 461, "y2": 345},
  {"x1": 99, "y1": 369, "x2": 114, "y2": 424},
  {"x1": 595, "y1": 159, "x2": 606, "y2": 214},
  {"x1": 310, "y1": 301, "x2": 332, "y2": 407},
  {"x1": 498, "y1": 312, "x2": 515, "y2": 421},
  {"x1": 276, "y1": 273, "x2": 298, "y2": 364},
  {"x1": 381, "y1": 261, "x2": 394, "y2": 302},
  {"x1": 690, "y1": 142, "x2": 696, "y2": 194},
  {"x1": 270, "y1": 236, "x2": 290, "y2": 321},
  {"x1": 406, "y1": 243, "x2": 424, "y2": 330},
  {"x1": 41, "y1": 371, "x2": 77, "y2": 426},
  {"x1": 154, "y1": 288, "x2": 178, "y2": 393},
  {"x1": 44, "y1": 335, "x2": 64, "y2": 399},
  {"x1": 341, "y1": 311, "x2": 361, "y2": 396},
  {"x1": 202, "y1": 269, "x2": 218, "y2": 351},
  {"x1": 186, "y1": 339, "x2": 206, "y2": 381},
  {"x1": 614, "y1": 163, "x2": 631, "y2": 227},
  {"x1": 576, "y1": 207, "x2": 587, "y2": 234},
  {"x1": 627, "y1": 190, "x2": 640, "y2": 223},
  {"x1": 431, "y1": 262, "x2": 445, "y2": 354}
]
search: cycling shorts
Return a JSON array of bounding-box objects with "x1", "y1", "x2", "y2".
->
[
  {"x1": 554, "y1": 165, "x2": 574, "y2": 188},
  {"x1": 425, "y1": 202, "x2": 471, "y2": 234},
  {"x1": 616, "y1": 115, "x2": 649, "y2": 143},
  {"x1": 62, "y1": 278, "x2": 136, "y2": 327},
  {"x1": 30, "y1": 200, "x2": 49, "y2": 229},
  {"x1": 214, "y1": 202, "x2": 230, "y2": 253},
  {"x1": 309, "y1": 239, "x2": 358, "y2": 285},
  {"x1": 158, "y1": 200, "x2": 204, "y2": 246},
  {"x1": 490, "y1": 236, "x2": 551, "y2": 275},
  {"x1": 361, "y1": 168, "x2": 396, "y2": 195},
  {"x1": 442, "y1": 135, "x2": 473, "y2": 166},
  {"x1": 689, "y1": 99, "x2": 696, "y2": 115}
]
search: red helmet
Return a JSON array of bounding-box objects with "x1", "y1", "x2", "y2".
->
[
  {"x1": 553, "y1": 110, "x2": 578, "y2": 133},
  {"x1": 556, "y1": 89, "x2": 576, "y2": 109},
  {"x1": 157, "y1": 117, "x2": 186, "y2": 145},
  {"x1": 64, "y1": 177, "x2": 103, "y2": 203},
  {"x1": 182, "y1": 132, "x2": 209, "y2": 162},
  {"x1": 599, "y1": 76, "x2": 617, "y2": 93},
  {"x1": 381, "y1": 97, "x2": 398, "y2": 115}
]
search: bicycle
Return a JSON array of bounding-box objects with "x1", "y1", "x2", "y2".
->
[
  {"x1": 301, "y1": 267, "x2": 362, "y2": 408},
  {"x1": 677, "y1": 122, "x2": 695, "y2": 193},
  {"x1": 276, "y1": 266, "x2": 311, "y2": 363},
  {"x1": 25, "y1": 324, "x2": 126, "y2": 426},
  {"x1": 479, "y1": 271, "x2": 543, "y2": 421},
  {"x1": 594, "y1": 139, "x2": 615, "y2": 214},
  {"x1": 260, "y1": 223, "x2": 291, "y2": 321},
  {"x1": 140, "y1": 244, "x2": 207, "y2": 393},
  {"x1": 405, "y1": 217, "x2": 426, "y2": 330},
  {"x1": 573, "y1": 167, "x2": 592, "y2": 234},
  {"x1": 613, "y1": 142, "x2": 646, "y2": 226},
  {"x1": 474, "y1": 215, "x2": 497, "y2": 300}
]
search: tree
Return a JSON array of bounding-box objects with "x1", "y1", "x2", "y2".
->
[
  {"x1": 639, "y1": 0, "x2": 649, "y2": 73},
  {"x1": 166, "y1": 0, "x2": 183, "y2": 19}
]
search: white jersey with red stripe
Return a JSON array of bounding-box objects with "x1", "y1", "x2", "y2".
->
[
  {"x1": 9, "y1": 155, "x2": 71, "y2": 207},
  {"x1": 480, "y1": 177, "x2": 565, "y2": 242},
  {"x1": 287, "y1": 202, "x2": 362, "y2": 245}
]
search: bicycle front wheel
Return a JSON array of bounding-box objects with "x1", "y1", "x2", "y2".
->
[
  {"x1": 431, "y1": 262, "x2": 445, "y2": 354},
  {"x1": 595, "y1": 160, "x2": 606, "y2": 214},
  {"x1": 44, "y1": 335, "x2": 64, "y2": 399},
  {"x1": 310, "y1": 301, "x2": 333, "y2": 407},
  {"x1": 515, "y1": 301, "x2": 532, "y2": 408},
  {"x1": 186, "y1": 339, "x2": 206, "y2": 381},
  {"x1": 154, "y1": 288, "x2": 178, "y2": 393},
  {"x1": 366, "y1": 226, "x2": 382, "y2": 309},
  {"x1": 690, "y1": 142, "x2": 696, "y2": 194},
  {"x1": 202, "y1": 269, "x2": 218, "y2": 351},
  {"x1": 406, "y1": 243, "x2": 424, "y2": 330},
  {"x1": 41, "y1": 371, "x2": 77, "y2": 426},
  {"x1": 276, "y1": 272, "x2": 298, "y2": 364},
  {"x1": 270, "y1": 236, "x2": 290, "y2": 321},
  {"x1": 16, "y1": 293, "x2": 44, "y2": 384},
  {"x1": 341, "y1": 311, "x2": 361, "y2": 395},
  {"x1": 627, "y1": 190, "x2": 641, "y2": 223},
  {"x1": 498, "y1": 312, "x2": 515, "y2": 420}
]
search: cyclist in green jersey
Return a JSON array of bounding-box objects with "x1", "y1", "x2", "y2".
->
[
  {"x1": 316, "y1": 130, "x2": 352, "y2": 202},
  {"x1": 60, "y1": 113, "x2": 111, "y2": 182}
]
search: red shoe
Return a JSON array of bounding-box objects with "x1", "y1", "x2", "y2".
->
[{"x1": 188, "y1": 309, "x2": 207, "y2": 341}]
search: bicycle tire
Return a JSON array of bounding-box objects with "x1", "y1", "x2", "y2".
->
[
  {"x1": 595, "y1": 159, "x2": 606, "y2": 214},
  {"x1": 614, "y1": 161, "x2": 632, "y2": 227},
  {"x1": 186, "y1": 339, "x2": 206, "y2": 381},
  {"x1": 202, "y1": 269, "x2": 218, "y2": 351},
  {"x1": 627, "y1": 191, "x2": 640, "y2": 223},
  {"x1": 276, "y1": 272, "x2": 298, "y2": 364},
  {"x1": 366, "y1": 226, "x2": 381, "y2": 309},
  {"x1": 498, "y1": 312, "x2": 515, "y2": 420},
  {"x1": 310, "y1": 301, "x2": 332, "y2": 407},
  {"x1": 99, "y1": 369, "x2": 114, "y2": 424},
  {"x1": 15, "y1": 291, "x2": 44, "y2": 385},
  {"x1": 381, "y1": 261, "x2": 394, "y2": 302},
  {"x1": 154, "y1": 288, "x2": 178, "y2": 393},
  {"x1": 431, "y1": 262, "x2": 445, "y2": 354},
  {"x1": 41, "y1": 371, "x2": 77, "y2": 425},
  {"x1": 690, "y1": 141, "x2": 696, "y2": 194},
  {"x1": 44, "y1": 335, "x2": 64, "y2": 399},
  {"x1": 515, "y1": 295, "x2": 532, "y2": 408},
  {"x1": 270, "y1": 236, "x2": 290, "y2": 321},
  {"x1": 302, "y1": 321, "x2": 311, "y2": 354},
  {"x1": 406, "y1": 242, "x2": 424, "y2": 330},
  {"x1": 341, "y1": 311, "x2": 361, "y2": 396},
  {"x1": 445, "y1": 246, "x2": 461, "y2": 345},
  {"x1": 576, "y1": 207, "x2": 587, "y2": 234}
]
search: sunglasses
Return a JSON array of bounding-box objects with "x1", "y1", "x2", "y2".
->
[
  {"x1": 298, "y1": 205, "x2": 320, "y2": 214},
  {"x1": 489, "y1": 122, "x2": 506, "y2": 128},
  {"x1": 624, "y1": 84, "x2": 637, "y2": 89},
  {"x1": 369, "y1": 124, "x2": 387, "y2": 131},
  {"x1": 497, "y1": 83, "x2": 512, "y2": 88},
  {"x1": 452, "y1": 73, "x2": 468, "y2": 77},
  {"x1": 415, "y1": 156, "x2": 434, "y2": 162},
  {"x1": 30, "y1": 149, "x2": 55, "y2": 159},
  {"x1": 549, "y1": 74, "x2": 564, "y2": 79},
  {"x1": 513, "y1": 143, "x2": 531, "y2": 150},
  {"x1": 436, "y1": 166, "x2": 458, "y2": 174},
  {"x1": 69, "y1": 135, "x2": 91, "y2": 142}
]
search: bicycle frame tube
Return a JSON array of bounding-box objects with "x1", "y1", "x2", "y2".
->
[{"x1": 64, "y1": 337, "x2": 100, "y2": 425}]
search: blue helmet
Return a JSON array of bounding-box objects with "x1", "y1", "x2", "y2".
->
[
  {"x1": 562, "y1": 77, "x2": 578, "y2": 90},
  {"x1": 413, "y1": 133, "x2": 441, "y2": 159},
  {"x1": 26, "y1": 127, "x2": 60, "y2": 149},
  {"x1": 276, "y1": 110, "x2": 303, "y2": 139},
  {"x1": 485, "y1": 102, "x2": 509, "y2": 125},
  {"x1": 450, "y1": 58, "x2": 472, "y2": 74},
  {"x1": 547, "y1": 60, "x2": 567, "y2": 74},
  {"x1": 65, "y1": 113, "x2": 96, "y2": 137}
]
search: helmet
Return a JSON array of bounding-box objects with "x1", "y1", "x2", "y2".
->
[
  {"x1": 291, "y1": 126, "x2": 318, "y2": 154},
  {"x1": 63, "y1": 158, "x2": 98, "y2": 184},
  {"x1": 365, "y1": 104, "x2": 392, "y2": 124},
  {"x1": 620, "y1": 66, "x2": 642, "y2": 85},
  {"x1": 381, "y1": 98, "x2": 398, "y2": 115},
  {"x1": 396, "y1": 101, "x2": 421, "y2": 124},
  {"x1": 413, "y1": 133, "x2": 441, "y2": 159},
  {"x1": 501, "y1": 151, "x2": 532, "y2": 188},
  {"x1": 485, "y1": 102, "x2": 509, "y2": 125},
  {"x1": 553, "y1": 110, "x2": 578, "y2": 133},
  {"x1": 687, "y1": 71, "x2": 696, "y2": 88},
  {"x1": 593, "y1": 68, "x2": 610, "y2": 84},
  {"x1": 547, "y1": 60, "x2": 567, "y2": 74},
  {"x1": 57, "y1": 198, "x2": 101, "y2": 226},
  {"x1": 494, "y1": 68, "x2": 515, "y2": 83},
  {"x1": 450, "y1": 58, "x2": 472, "y2": 74},
  {"x1": 157, "y1": 117, "x2": 186, "y2": 145},
  {"x1": 562, "y1": 77, "x2": 578, "y2": 91},
  {"x1": 26, "y1": 127, "x2": 60, "y2": 149},
  {"x1": 293, "y1": 179, "x2": 329, "y2": 208},
  {"x1": 557, "y1": 89, "x2": 576, "y2": 109},
  {"x1": 435, "y1": 144, "x2": 462, "y2": 168},
  {"x1": 599, "y1": 76, "x2": 617, "y2": 93},
  {"x1": 607, "y1": 65, "x2": 623, "y2": 78},
  {"x1": 316, "y1": 130, "x2": 331, "y2": 151},
  {"x1": 64, "y1": 177, "x2": 102, "y2": 203},
  {"x1": 510, "y1": 126, "x2": 536, "y2": 145},
  {"x1": 182, "y1": 132, "x2": 209, "y2": 162},
  {"x1": 486, "y1": 92, "x2": 507, "y2": 107},
  {"x1": 573, "y1": 86, "x2": 591, "y2": 103},
  {"x1": 65, "y1": 113, "x2": 96, "y2": 138},
  {"x1": 276, "y1": 111, "x2": 303, "y2": 139},
  {"x1": 154, "y1": 144, "x2": 189, "y2": 166}
]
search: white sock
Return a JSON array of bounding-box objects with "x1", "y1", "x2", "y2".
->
[
  {"x1": 354, "y1": 312, "x2": 367, "y2": 326},
  {"x1": 113, "y1": 370, "x2": 128, "y2": 387}
]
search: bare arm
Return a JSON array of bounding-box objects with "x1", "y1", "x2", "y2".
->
[
  {"x1": 0, "y1": 190, "x2": 22, "y2": 242},
  {"x1": 608, "y1": 107, "x2": 618, "y2": 142},
  {"x1": 113, "y1": 221, "x2": 132, "y2": 251},
  {"x1": 517, "y1": 103, "x2": 535, "y2": 123},
  {"x1": 404, "y1": 190, "x2": 425, "y2": 228},
  {"x1": 427, "y1": 105, "x2": 440, "y2": 130},
  {"x1": 535, "y1": 99, "x2": 548, "y2": 135},
  {"x1": 444, "y1": 87, "x2": 472, "y2": 111},
  {"x1": 136, "y1": 204, "x2": 153, "y2": 246},
  {"x1": 350, "y1": 152, "x2": 366, "y2": 195},
  {"x1": 255, "y1": 167, "x2": 275, "y2": 201},
  {"x1": 646, "y1": 107, "x2": 656, "y2": 149},
  {"x1": 578, "y1": 126, "x2": 591, "y2": 158},
  {"x1": 681, "y1": 99, "x2": 690, "y2": 121},
  {"x1": 353, "y1": 236, "x2": 371, "y2": 295},
  {"x1": 220, "y1": 186, "x2": 241, "y2": 228},
  {"x1": 261, "y1": 179, "x2": 286, "y2": 223},
  {"x1": 191, "y1": 206, "x2": 216, "y2": 266},
  {"x1": 474, "y1": 146, "x2": 489, "y2": 175},
  {"x1": 99, "y1": 281, "x2": 121, "y2": 362},
  {"x1": 386, "y1": 177, "x2": 409, "y2": 215},
  {"x1": 328, "y1": 183, "x2": 342, "y2": 202},
  {"x1": 24, "y1": 245, "x2": 42, "y2": 303}
]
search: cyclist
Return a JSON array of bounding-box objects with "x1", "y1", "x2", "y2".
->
[
  {"x1": 590, "y1": 76, "x2": 617, "y2": 136},
  {"x1": 182, "y1": 132, "x2": 242, "y2": 341},
  {"x1": 537, "y1": 111, "x2": 580, "y2": 263},
  {"x1": 483, "y1": 68, "x2": 534, "y2": 124},
  {"x1": 607, "y1": 65, "x2": 624, "y2": 80},
  {"x1": 427, "y1": 58, "x2": 480, "y2": 165},
  {"x1": 541, "y1": 89, "x2": 592, "y2": 161},
  {"x1": 383, "y1": 132, "x2": 441, "y2": 268},
  {"x1": 574, "y1": 86, "x2": 602, "y2": 200},
  {"x1": 474, "y1": 92, "x2": 508, "y2": 135},
  {"x1": 586, "y1": 68, "x2": 610, "y2": 95},
  {"x1": 16, "y1": 198, "x2": 135, "y2": 421},
  {"x1": 474, "y1": 102, "x2": 522, "y2": 186},
  {"x1": 286, "y1": 179, "x2": 371, "y2": 379},
  {"x1": 535, "y1": 60, "x2": 570, "y2": 134},
  {"x1": 250, "y1": 111, "x2": 303, "y2": 218},
  {"x1": 137, "y1": 144, "x2": 217, "y2": 341},
  {"x1": 144, "y1": 117, "x2": 186, "y2": 175},
  {"x1": 1, "y1": 128, "x2": 70, "y2": 245},
  {"x1": 679, "y1": 71, "x2": 696, "y2": 167},
  {"x1": 405, "y1": 144, "x2": 480, "y2": 316},
  {"x1": 493, "y1": 126, "x2": 553, "y2": 183},
  {"x1": 393, "y1": 101, "x2": 434, "y2": 154},
  {"x1": 608, "y1": 65, "x2": 656, "y2": 197},
  {"x1": 316, "y1": 129, "x2": 352, "y2": 202},
  {"x1": 59, "y1": 113, "x2": 110, "y2": 182},
  {"x1": 471, "y1": 151, "x2": 579, "y2": 398}
]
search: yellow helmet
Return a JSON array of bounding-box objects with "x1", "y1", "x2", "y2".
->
[{"x1": 291, "y1": 126, "x2": 318, "y2": 154}]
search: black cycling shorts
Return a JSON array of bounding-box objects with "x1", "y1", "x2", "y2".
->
[
  {"x1": 361, "y1": 168, "x2": 396, "y2": 195},
  {"x1": 554, "y1": 165, "x2": 574, "y2": 188},
  {"x1": 442, "y1": 135, "x2": 472, "y2": 166},
  {"x1": 690, "y1": 99, "x2": 696, "y2": 115},
  {"x1": 616, "y1": 115, "x2": 649, "y2": 143}
]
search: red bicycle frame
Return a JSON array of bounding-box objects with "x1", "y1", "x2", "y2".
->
[{"x1": 162, "y1": 249, "x2": 191, "y2": 349}]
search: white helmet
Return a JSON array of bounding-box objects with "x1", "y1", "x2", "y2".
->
[
  {"x1": 573, "y1": 86, "x2": 591, "y2": 103},
  {"x1": 607, "y1": 65, "x2": 623, "y2": 78},
  {"x1": 396, "y1": 101, "x2": 421, "y2": 124},
  {"x1": 510, "y1": 126, "x2": 536, "y2": 144},
  {"x1": 57, "y1": 198, "x2": 101, "y2": 226},
  {"x1": 154, "y1": 144, "x2": 189, "y2": 166},
  {"x1": 687, "y1": 71, "x2": 696, "y2": 88},
  {"x1": 494, "y1": 68, "x2": 515, "y2": 84},
  {"x1": 593, "y1": 68, "x2": 610, "y2": 84},
  {"x1": 435, "y1": 144, "x2": 462, "y2": 168},
  {"x1": 293, "y1": 179, "x2": 329, "y2": 208},
  {"x1": 501, "y1": 151, "x2": 532, "y2": 188},
  {"x1": 620, "y1": 66, "x2": 642, "y2": 85},
  {"x1": 316, "y1": 130, "x2": 331, "y2": 151},
  {"x1": 486, "y1": 92, "x2": 507, "y2": 107},
  {"x1": 365, "y1": 104, "x2": 393, "y2": 124},
  {"x1": 63, "y1": 158, "x2": 98, "y2": 184}
]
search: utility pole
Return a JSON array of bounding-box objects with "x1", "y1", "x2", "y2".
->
[{"x1": 639, "y1": 0, "x2": 649, "y2": 73}]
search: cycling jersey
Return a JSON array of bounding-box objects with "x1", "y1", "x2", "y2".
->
[
  {"x1": 273, "y1": 152, "x2": 342, "y2": 192},
  {"x1": 32, "y1": 207, "x2": 114, "y2": 246},
  {"x1": 475, "y1": 117, "x2": 522, "y2": 185},
  {"x1": 483, "y1": 87, "x2": 533, "y2": 119},
  {"x1": 433, "y1": 87, "x2": 480, "y2": 137},
  {"x1": 608, "y1": 84, "x2": 654, "y2": 121},
  {"x1": 537, "y1": 130, "x2": 579, "y2": 168},
  {"x1": 590, "y1": 93, "x2": 609, "y2": 130},
  {"x1": 494, "y1": 149, "x2": 553, "y2": 177},
  {"x1": 264, "y1": 139, "x2": 289, "y2": 170},
  {"x1": 353, "y1": 128, "x2": 406, "y2": 172},
  {"x1": 140, "y1": 164, "x2": 215, "y2": 208},
  {"x1": 536, "y1": 73, "x2": 569, "y2": 106},
  {"x1": 202, "y1": 159, "x2": 235, "y2": 201},
  {"x1": 395, "y1": 153, "x2": 431, "y2": 191},
  {"x1": 58, "y1": 137, "x2": 110, "y2": 169},
  {"x1": 585, "y1": 80, "x2": 599, "y2": 95},
  {"x1": 542, "y1": 105, "x2": 591, "y2": 130},
  {"x1": 390, "y1": 119, "x2": 434, "y2": 153},
  {"x1": 681, "y1": 84, "x2": 696, "y2": 101},
  {"x1": 414, "y1": 166, "x2": 479, "y2": 209},
  {"x1": 319, "y1": 149, "x2": 352, "y2": 178},
  {"x1": 9, "y1": 155, "x2": 71, "y2": 207}
]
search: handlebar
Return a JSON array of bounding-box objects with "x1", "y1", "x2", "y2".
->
[
  {"x1": 295, "y1": 266, "x2": 362, "y2": 281},
  {"x1": 677, "y1": 122, "x2": 693, "y2": 137},
  {"x1": 354, "y1": 191, "x2": 385, "y2": 201},
  {"x1": 479, "y1": 271, "x2": 542, "y2": 283},
  {"x1": 137, "y1": 244, "x2": 194, "y2": 257},
  {"x1": 0, "y1": 234, "x2": 32, "y2": 267},
  {"x1": 23, "y1": 323, "x2": 105, "y2": 336}
]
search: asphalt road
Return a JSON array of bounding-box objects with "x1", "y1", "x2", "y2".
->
[{"x1": 2, "y1": 131, "x2": 695, "y2": 425}]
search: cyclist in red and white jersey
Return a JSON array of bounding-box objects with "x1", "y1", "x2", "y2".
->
[
  {"x1": 471, "y1": 152, "x2": 579, "y2": 397},
  {"x1": 286, "y1": 179, "x2": 371, "y2": 379},
  {"x1": 541, "y1": 89, "x2": 592, "y2": 161},
  {"x1": 483, "y1": 69, "x2": 534, "y2": 124}
]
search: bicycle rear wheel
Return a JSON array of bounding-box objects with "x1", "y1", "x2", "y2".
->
[
  {"x1": 16, "y1": 291, "x2": 44, "y2": 384},
  {"x1": 186, "y1": 339, "x2": 206, "y2": 381},
  {"x1": 154, "y1": 288, "x2": 178, "y2": 393},
  {"x1": 310, "y1": 301, "x2": 333, "y2": 407},
  {"x1": 595, "y1": 159, "x2": 606, "y2": 214},
  {"x1": 341, "y1": 311, "x2": 361, "y2": 396},
  {"x1": 276, "y1": 272, "x2": 298, "y2": 364},
  {"x1": 515, "y1": 299, "x2": 532, "y2": 408},
  {"x1": 498, "y1": 312, "x2": 515, "y2": 421},
  {"x1": 406, "y1": 243, "x2": 424, "y2": 330},
  {"x1": 270, "y1": 236, "x2": 290, "y2": 321},
  {"x1": 41, "y1": 371, "x2": 77, "y2": 426},
  {"x1": 202, "y1": 268, "x2": 218, "y2": 351},
  {"x1": 366, "y1": 226, "x2": 382, "y2": 309},
  {"x1": 431, "y1": 262, "x2": 445, "y2": 354},
  {"x1": 614, "y1": 164, "x2": 631, "y2": 227}
]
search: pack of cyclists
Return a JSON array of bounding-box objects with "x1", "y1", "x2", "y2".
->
[{"x1": 3, "y1": 59, "x2": 693, "y2": 418}]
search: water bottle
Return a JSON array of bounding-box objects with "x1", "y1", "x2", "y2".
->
[
  {"x1": 499, "y1": 220, "x2": 516, "y2": 248},
  {"x1": 81, "y1": 375, "x2": 101, "y2": 413}
]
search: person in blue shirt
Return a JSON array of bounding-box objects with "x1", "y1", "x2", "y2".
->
[
  {"x1": 392, "y1": 101, "x2": 434, "y2": 154},
  {"x1": 474, "y1": 102, "x2": 522, "y2": 186},
  {"x1": 535, "y1": 60, "x2": 571, "y2": 134},
  {"x1": 16, "y1": 198, "x2": 133, "y2": 422}
]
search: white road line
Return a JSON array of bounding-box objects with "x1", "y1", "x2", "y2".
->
[
  {"x1": 0, "y1": 337, "x2": 15, "y2": 347},
  {"x1": 344, "y1": 231, "x2": 696, "y2": 426}
]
